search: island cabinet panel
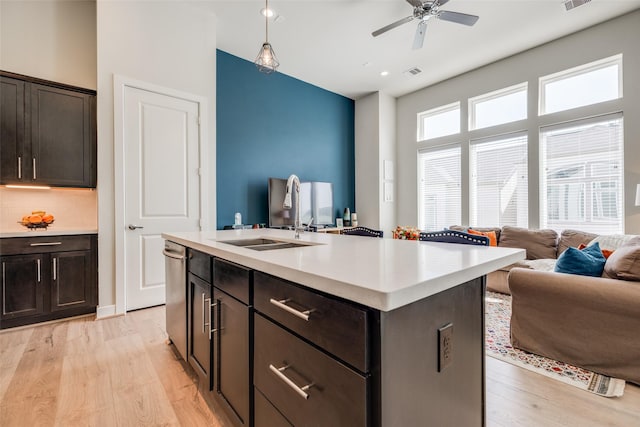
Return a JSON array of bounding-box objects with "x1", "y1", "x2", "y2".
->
[
  {"x1": 254, "y1": 271, "x2": 369, "y2": 372},
  {"x1": 0, "y1": 234, "x2": 97, "y2": 329},
  {"x1": 254, "y1": 313, "x2": 368, "y2": 427},
  {"x1": 188, "y1": 272, "x2": 212, "y2": 383},
  {"x1": 213, "y1": 286, "x2": 251, "y2": 426}
]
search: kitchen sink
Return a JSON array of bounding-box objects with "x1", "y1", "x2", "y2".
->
[{"x1": 217, "y1": 238, "x2": 321, "y2": 251}]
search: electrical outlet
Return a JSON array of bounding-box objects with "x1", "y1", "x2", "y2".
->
[{"x1": 438, "y1": 323, "x2": 453, "y2": 372}]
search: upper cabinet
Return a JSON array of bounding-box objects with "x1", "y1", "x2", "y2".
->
[{"x1": 0, "y1": 72, "x2": 96, "y2": 188}]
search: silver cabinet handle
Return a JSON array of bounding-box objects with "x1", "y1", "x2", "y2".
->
[
  {"x1": 32, "y1": 157, "x2": 36, "y2": 180},
  {"x1": 201, "y1": 294, "x2": 208, "y2": 334},
  {"x1": 17, "y1": 157, "x2": 22, "y2": 179},
  {"x1": 30, "y1": 242, "x2": 62, "y2": 247},
  {"x1": 269, "y1": 298, "x2": 313, "y2": 321},
  {"x1": 269, "y1": 364, "x2": 313, "y2": 400},
  {"x1": 209, "y1": 301, "x2": 218, "y2": 339},
  {"x1": 162, "y1": 249, "x2": 185, "y2": 261},
  {"x1": 36, "y1": 259, "x2": 41, "y2": 283},
  {"x1": 128, "y1": 224, "x2": 144, "y2": 230},
  {"x1": 52, "y1": 257, "x2": 57, "y2": 281}
]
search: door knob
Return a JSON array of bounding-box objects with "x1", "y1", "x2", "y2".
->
[{"x1": 128, "y1": 224, "x2": 144, "y2": 230}]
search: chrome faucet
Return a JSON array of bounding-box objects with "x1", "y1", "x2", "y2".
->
[{"x1": 283, "y1": 174, "x2": 303, "y2": 239}]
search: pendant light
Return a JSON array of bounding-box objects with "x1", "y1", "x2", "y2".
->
[{"x1": 255, "y1": 0, "x2": 279, "y2": 74}]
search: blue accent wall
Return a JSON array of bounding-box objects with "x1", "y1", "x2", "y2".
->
[{"x1": 216, "y1": 50, "x2": 355, "y2": 228}]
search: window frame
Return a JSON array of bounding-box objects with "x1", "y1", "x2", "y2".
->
[
  {"x1": 468, "y1": 82, "x2": 528, "y2": 131},
  {"x1": 538, "y1": 54, "x2": 623, "y2": 116},
  {"x1": 417, "y1": 101, "x2": 461, "y2": 142}
]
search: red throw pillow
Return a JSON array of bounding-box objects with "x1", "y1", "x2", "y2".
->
[
  {"x1": 577, "y1": 243, "x2": 614, "y2": 259},
  {"x1": 468, "y1": 229, "x2": 497, "y2": 246}
]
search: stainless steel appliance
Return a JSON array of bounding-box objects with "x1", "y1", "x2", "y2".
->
[{"x1": 164, "y1": 241, "x2": 187, "y2": 360}]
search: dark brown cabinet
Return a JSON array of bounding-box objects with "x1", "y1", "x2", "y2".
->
[
  {"x1": 212, "y1": 258, "x2": 252, "y2": 427},
  {"x1": 0, "y1": 75, "x2": 26, "y2": 183},
  {"x1": 188, "y1": 272, "x2": 212, "y2": 382},
  {"x1": 0, "y1": 234, "x2": 97, "y2": 329},
  {"x1": 0, "y1": 254, "x2": 45, "y2": 321},
  {"x1": 0, "y1": 72, "x2": 96, "y2": 188}
]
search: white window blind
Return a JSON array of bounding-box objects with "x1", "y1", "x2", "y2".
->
[
  {"x1": 418, "y1": 146, "x2": 461, "y2": 231},
  {"x1": 470, "y1": 133, "x2": 528, "y2": 228},
  {"x1": 540, "y1": 113, "x2": 624, "y2": 234},
  {"x1": 417, "y1": 102, "x2": 460, "y2": 141}
]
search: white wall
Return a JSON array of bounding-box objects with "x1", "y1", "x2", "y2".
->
[
  {"x1": 355, "y1": 92, "x2": 397, "y2": 236},
  {"x1": 96, "y1": 1, "x2": 216, "y2": 313},
  {"x1": 395, "y1": 10, "x2": 640, "y2": 234},
  {"x1": 0, "y1": 0, "x2": 97, "y2": 89}
]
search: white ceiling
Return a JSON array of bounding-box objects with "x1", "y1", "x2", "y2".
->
[{"x1": 206, "y1": 0, "x2": 640, "y2": 99}]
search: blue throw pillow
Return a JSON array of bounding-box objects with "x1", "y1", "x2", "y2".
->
[{"x1": 554, "y1": 242, "x2": 606, "y2": 277}]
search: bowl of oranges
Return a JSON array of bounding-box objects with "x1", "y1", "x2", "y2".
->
[{"x1": 19, "y1": 210, "x2": 55, "y2": 229}]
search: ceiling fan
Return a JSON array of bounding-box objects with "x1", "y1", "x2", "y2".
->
[{"x1": 372, "y1": 0, "x2": 479, "y2": 50}]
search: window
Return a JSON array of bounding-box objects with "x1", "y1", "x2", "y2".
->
[
  {"x1": 417, "y1": 102, "x2": 460, "y2": 141},
  {"x1": 418, "y1": 146, "x2": 461, "y2": 231},
  {"x1": 540, "y1": 113, "x2": 624, "y2": 234},
  {"x1": 470, "y1": 133, "x2": 528, "y2": 228},
  {"x1": 469, "y1": 83, "x2": 527, "y2": 130},
  {"x1": 540, "y1": 55, "x2": 622, "y2": 115}
]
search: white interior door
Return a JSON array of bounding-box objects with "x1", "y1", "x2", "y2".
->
[{"x1": 123, "y1": 86, "x2": 201, "y2": 311}]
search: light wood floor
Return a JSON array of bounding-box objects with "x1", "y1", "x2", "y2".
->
[{"x1": 1, "y1": 306, "x2": 638, "y2": 427}]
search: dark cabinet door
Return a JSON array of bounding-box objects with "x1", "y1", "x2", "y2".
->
[
  {"x1": 214, "y1": 288, "x2": 250, "y2": 426},
  {"x1": 50, "y1": 250, "x2": 97, "y2": 312},
  {"x1": 30, "y1": 83, "x2": 96, "y2": 187},
  {"x1": 0, "y1": 76, "x2": 27, "y2": 184},
  {"x1": 0, "y1": 254, "x2": 45, "y2": 320},
  {"x1": 189, "y1": 273, "x2": 212, "y2": 386}
]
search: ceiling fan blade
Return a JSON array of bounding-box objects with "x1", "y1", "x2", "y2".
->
[
  {"x1": 438, "y1": 10, "x2": 479, "y2": 26},
  {"x1": 372, "y1": 15, "x2": 414, "y2": 37},
  {"x1": 435, "y1": 0, "x2": 450, "y2": 6},
  {"x1": 412, "y1": 20, "x2": 428, "y2": 50},
  {"x1": 406, "y1": 0, "x2": 424, "y2": 7}
]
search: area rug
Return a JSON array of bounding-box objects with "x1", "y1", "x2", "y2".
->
[{"x1": 485, "y1": 291, "x2": 625, "y2": 397}]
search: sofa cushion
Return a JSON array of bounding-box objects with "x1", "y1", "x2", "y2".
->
[
  {"x1": 554, "y1": 242, "x2": 606, "y2": 277},
  {"x1": 587, "y1": 234, "x2": 640, "y2": 251},
  {"x1": 499, "y1": 258, "x2": 556, "y2": 273},
  {"x1": 604, "y1": 243, "x2": 640, "y2": 281},
  {"x1": 557, "y1": 229, "x2": 598, "y2": 256},
  {"x1": 499, "y1": 226, "x2": 558, "y2": 260}
]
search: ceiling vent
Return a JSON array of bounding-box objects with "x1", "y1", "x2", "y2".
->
[
  {"x1": 563, "y1": 0, "x2": 591, "y2": 11},
  {"x1": 404, "y1": 67, "x2": 422, "y2": 76}
]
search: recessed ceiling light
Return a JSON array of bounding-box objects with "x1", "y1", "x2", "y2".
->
[
  {"x1": 261, "y1": 8, "x2": 274, "y2": 17},
  {"x1": 380, "y1": 71, "x2": 389, "y2": 77}
]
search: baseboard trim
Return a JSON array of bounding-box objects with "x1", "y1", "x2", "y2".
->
[{"x1": 96, "y1": 304, "x2": 117, "y2": 319}]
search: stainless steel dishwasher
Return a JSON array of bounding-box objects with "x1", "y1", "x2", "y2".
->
[{"x1": 164, "y1": 241, "x2": 187, "y2": 360}]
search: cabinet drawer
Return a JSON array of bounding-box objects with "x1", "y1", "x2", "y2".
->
[
  {"x1": 0, "y1": 234, "x2": 94, "y2": 255},
  {"x1": 213, "y1": 258, "x2": 251, "y2": 304},
  {"x1": 254, "y1": 271, "x2": 369, "y2": 372},
  {"x1": 188, "y1": 249, "x2": 211, "y2": 283},
  {"x1": 254, "y1": 314, "x2": 368, "y2": 427},
  {"x1": 254, "y1": 388, "x2": 292, "y2": 427}
]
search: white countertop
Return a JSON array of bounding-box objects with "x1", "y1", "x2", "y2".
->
[
  {"x1": 164, "y1": 229, "x2": 524, "y2": 312},
  {"x1": 0, "y1": 228, "x2": 98, "y2": 238}
]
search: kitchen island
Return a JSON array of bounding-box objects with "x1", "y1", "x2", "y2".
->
[{"x1": 163, "y1": 228, "x2": 524, "y2": 427}]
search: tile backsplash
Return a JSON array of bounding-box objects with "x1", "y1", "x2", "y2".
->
[{"x1": 0, "y1": 187, "x2": 97, "y2": 233}]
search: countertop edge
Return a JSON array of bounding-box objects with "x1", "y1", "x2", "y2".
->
[{"x1": 163, "y1": 231, "x2": 525, "y2": 312}]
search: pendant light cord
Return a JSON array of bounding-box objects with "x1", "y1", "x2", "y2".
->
[{"x1": 265, "y1": 0, "x2": 269, "y2": 43}]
